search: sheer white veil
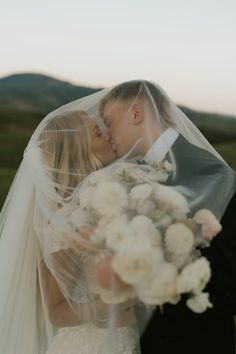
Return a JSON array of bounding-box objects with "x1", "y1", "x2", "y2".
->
[{"x1": 0, "y1": 80, "x2": 235, "y2": 354}]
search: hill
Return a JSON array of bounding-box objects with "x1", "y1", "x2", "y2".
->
[{"x1": 0, "y1": 73, "x2": 100, "y2": 113}]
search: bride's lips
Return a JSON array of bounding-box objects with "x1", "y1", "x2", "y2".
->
[{"x1": 107, "y1": 141, "x2": 117, "y2": 154}]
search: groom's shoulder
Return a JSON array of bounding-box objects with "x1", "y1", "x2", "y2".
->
[{"x1": 172, "y1": 135, "x2": 227, "y2": 168}]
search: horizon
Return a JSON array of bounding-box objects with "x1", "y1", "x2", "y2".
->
[{"x1": 1, "y1": 0, "x2": 236, "y2": 116}]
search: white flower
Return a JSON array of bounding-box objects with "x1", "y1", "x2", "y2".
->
[
  {"x1": 164, "y1": 160, "x2": 174, "y2": 172},
  {"x1": 136, "y1": 200, "x2": 156, "y2": 215},
  {"x1": 130, "y1": 184, "x2": 153, "y2": 202},
  {"x1": 68, "y1": 208, "x2": 89, "y2": 229},
  {"x1": 176, "y1": 257, "x2": 211, "y2": 295},
  {"x1": 104, "y1": 218, "x2": 130, "y2": 252},
  {"x1": 112, "y1": 248, "x2": 163, "y2": 285},
  {"x1": 128, "y1": 168, "x2": 149, "y2": 183},
  {"x1": 193, "y1": 209, "x2": 222, "y2": 240},
  {"x1": 165, "y1": 223, "x2": 194, "y2": 256},
  {"x1": 90, "y1": 227, "x2": 106, "y2": 246},
  {"x1": 155, "y1": 184, "x2": 189, "y2": 214},
  {"x1": 186, "y1": 292, "x2": 213, "y2": 313},
  {"x1": 135, "y1": 262, "x2": 178, "y2": 305},
  {"x1": 86, "y1": 170, "x2": 111, "y2": 186},
  {"x1": 79, "y1": 186, "x2": 95, "y2": 209},
  {"x1": 91, "y1": 215, "x2": 129, "y2": 247},
  {"x1": 112, "y1": 163, "x2": 131, "y2": 177},
  {"x1": 154, "y1": 171, "x2": 169, "y2": 183},
  {"x1": 45, "y1": 222, "x2": 74, "y2": 253},
  {"x1": 130, "y1": 215, "x2": 161, "y2": 247},
  {"x1": 92, "y1": 182, "x2": 128, "y2": 217}
]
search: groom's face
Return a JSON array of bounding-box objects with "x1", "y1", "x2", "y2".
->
[{"x1": 102, "y1": 100, "x2": 138, "y2": 157}]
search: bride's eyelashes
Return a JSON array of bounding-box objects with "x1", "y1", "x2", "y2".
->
[
  {"x1": 93, "y1": 125, "x2": 103, "y2": 138},
  {"x1": 95, "y1": 130, "x2": 103, "y2": 138},
  {"x1": 104, "y1": 118, "x2": 111, "y2": 128}
]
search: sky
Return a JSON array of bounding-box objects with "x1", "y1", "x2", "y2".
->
[{"x1": 1, "y1": 0, "x2": 236, "y2": 116}]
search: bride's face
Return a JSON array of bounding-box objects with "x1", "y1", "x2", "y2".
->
[
  {"x1": 83, "y1": 116, "x2": 117, "y2": 166},
  {"x1": 102, "y1": 100, "x2": 140, "y2": 157}
]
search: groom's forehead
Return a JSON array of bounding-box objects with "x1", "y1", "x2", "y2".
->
[{"x1": 102, "y1": 100, "x2": 129, "y2": 119}]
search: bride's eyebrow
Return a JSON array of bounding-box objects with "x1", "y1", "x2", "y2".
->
[{"x1": 103, "y1": 117, "x2": 109, "y2": 126}]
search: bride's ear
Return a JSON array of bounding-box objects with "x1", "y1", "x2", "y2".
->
[{"x1": 132, "y1": 103, "x2": 144, "y2": 125}]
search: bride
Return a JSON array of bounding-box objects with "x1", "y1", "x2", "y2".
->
[{"x1": 0, "y1": 108, "x2": 140, "y2": 354}]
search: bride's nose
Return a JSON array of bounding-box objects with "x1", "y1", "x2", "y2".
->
[{"x1": 103, "y1": 131, "x2": 112, "y2": 142}]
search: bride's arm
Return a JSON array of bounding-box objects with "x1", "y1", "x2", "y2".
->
[
  {"x1": 47, "y1": 273, "x2": 137, "y2": 328},
  {"x1": 47, "y1": 274, "x2": 89, "y2": 327}
]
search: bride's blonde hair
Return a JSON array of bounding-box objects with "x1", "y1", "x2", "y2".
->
[{"x1": 39, "y1": 110, "x2": 102, "y2": 198}]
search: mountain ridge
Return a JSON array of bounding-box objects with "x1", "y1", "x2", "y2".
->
[
  {"x1": 0, "y1": 73, "x2": 101, "y2": 113},
  {"x1": 0, "y1": 73, "x2": 236, "y2": 142}
]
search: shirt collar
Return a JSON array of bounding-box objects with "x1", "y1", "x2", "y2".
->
[{"x1": 144, "y1": 128, "x2": 179, "y2": 164}]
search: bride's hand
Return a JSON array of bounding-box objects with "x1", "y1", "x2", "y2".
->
[
  {"x1": 95, "y1": 255, "x2": 128, "y2": 292},
  {"x1": 75, "y1": 227, "x2": 100, "y2": 254}
]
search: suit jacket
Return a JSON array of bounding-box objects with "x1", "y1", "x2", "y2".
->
[{"x1": 140, "y1": 136, "x2": 236, "y2": 354}]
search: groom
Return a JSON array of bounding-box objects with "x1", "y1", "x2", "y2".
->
[{"x1": 99, "y1": 80, "x2": 236, "y2": 354}]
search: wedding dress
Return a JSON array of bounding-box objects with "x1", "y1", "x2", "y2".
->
[
  {"x1": 44, "y1": 240, "x2": 140, "y2": 354},
  {"x1": 45, "y1": 324, "x2": 139, "y2": 354}
]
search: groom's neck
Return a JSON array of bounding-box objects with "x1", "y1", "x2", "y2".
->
[{"x1": 139, "y1": 125, "x2": 164, "y2": 156}]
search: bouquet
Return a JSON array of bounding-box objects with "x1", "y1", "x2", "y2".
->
[{"x1": 46, "y1": 161, "x2": 222, "y2": 313}]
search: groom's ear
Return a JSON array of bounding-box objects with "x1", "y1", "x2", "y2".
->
[{"x1": 132, "y1": 103, "x2": 144, "y2": 125}]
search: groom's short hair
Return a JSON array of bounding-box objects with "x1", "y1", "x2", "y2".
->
[{"x1": 99, "y1": 80, "x2": 174, "y2": 128}]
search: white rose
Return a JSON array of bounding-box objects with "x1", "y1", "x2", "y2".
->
[
  {"x1": 128, "y1": 167, "x2": 149, "y2": 183},
  {"x1": 86, "y1": 170, "x2": 112, "y2": 186},
  {"x1": 104, "y1": 220, "x2": 130, "y2": 252},
  {"x1": 193, "y1": 209, "x2": 222, "y2": 240},
  {"x1": 79, "y1": 186, "x2": 95, "y2": 209},
  {"x1": 164, "y1": 160, "x2": 174, "y2": 172},
  {"x1": 112, "y1": 248, "x2": 163, "y2": 285},
  {"x1": 135, "y1": 262, "x2": 178, "y2": 305},
  {"x1": 112, "y1": 163, "x2": 132, "y2": 177},
  {"x1": 186, "y1": 292, "x2": 213, "y2": 313},
  {"x1": 130, "y1": 215, "x2": 161, "y2": 247},
  {"x1": 155, "y1": 184, "x2": 189, "y2": 214},
  {"x1": 45, "y1": 222, "x2": 74, "y2": 253},
  {"x1": 130, "y1": 184, "x2": 153, "y2": 202},
  {"x1": 154, "y1": 171, "x2": 169, "y2": 183},
  {"x1": 91, "y1": 215, "x2": 129, "y2": 247},
  {"x1": 136, "y1": 200, "x2": 156, "y2": 215},
  {"x1": 165, "y1": 223, "x2": 194, "y2": 256},
  {"x1": 92, "y1": 182, "x2": 128, "y2": 217},
  {"x1": 68, "y1": 208, "x2": 89, "y2": 229},
  {"x1": 176, "y1": 257, "x2": 211, "y2": 295}
]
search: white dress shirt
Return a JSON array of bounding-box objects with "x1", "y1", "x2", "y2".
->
[{"x1": 144, "y1": 128, "x2": 179, "y2": 164}]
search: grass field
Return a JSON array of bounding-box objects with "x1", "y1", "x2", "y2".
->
[{"x1": 0, "y1": 168, "x2": 16, "y2": 208}]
